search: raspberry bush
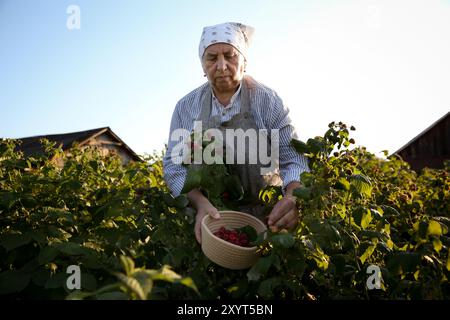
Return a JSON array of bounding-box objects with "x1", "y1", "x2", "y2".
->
[{"x1": 0, "y1": 122, "x2": 448, "y2": 300}]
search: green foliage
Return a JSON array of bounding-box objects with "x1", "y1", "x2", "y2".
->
[
  {"x1": 0, "y1": 138, "x2": 194, "y2": 299},
  {"x1": 1, "y1": 119, "x2": 449, "y2": 300},
  {"x1": 235, "y1": 225, "x2": 258, "y2": 243},
  {"x1": 180, "y1": 130, "x2": 245, "y2": 209},
  {"x1": 66, "y1": 256, "x2": 197, "y2": 300},
  {"x1": 283, "y1": 122, "x2": 450, "y2": 299}
]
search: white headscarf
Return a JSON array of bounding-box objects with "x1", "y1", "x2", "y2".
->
[{"x1": 198, "y1": 22, "x2": 255, "y2": 61}]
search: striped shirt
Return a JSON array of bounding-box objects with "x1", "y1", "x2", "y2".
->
[{"x1": 163, "y1": 78, "x2": 310, "y2": 196}]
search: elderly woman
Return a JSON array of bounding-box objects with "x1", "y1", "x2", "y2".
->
[{"x1": 163, "y1": 22, "x2": 309, "y2": 243}]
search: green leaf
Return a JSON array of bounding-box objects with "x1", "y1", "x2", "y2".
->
[
  {"x1": 447, "y1": 250, "x2": 450, "y2": 272},
  {"x1": 65, "y1": 290, "x2": 94, "y2": 300},
  {"x1": 163, "y1": 194, "x2": 189, "y2": 209},
  {"x1": 62, "y1": 180, "x2": 82, "y2": 190},
  {"x1": 307, "y1": 137, "x2": 326, "y2": 155},
  {"x1": 380, "y1": 205, "x2": 400, "y2": 217},
  {"x1": 21, "y1": 194, "x2": 37, "y2": 208},
  {"x1": 178, "y1": 277, "x2": 198, "y2": 294},
  {"x1": 174, "y1": 195, "x2": 189, "y2": 208},
  {"x1": 29, "y1": 230, "x2": 47, "y2": 244},
  {"x1": 428, "y1": 220, "x2": 443, "y2": 237},
  {"x1": 0, "y1": 191, "x2": 20, "y2": 210},
  {"x1": 361, "y1": 211, "x2": 373, "y2": 229},
  {"x1": 105, "y1": 205, "x2": 123, "y2": 218},
  {"x1": 293, "y1": 187, "x2": 312, "y2": 201},
  {"x1": 224, "y1": 174, "x2": 244, "y2": 200},
  {"x1": 31, "y1": 270, "x2": 52, "y2": 287},
  {"x1": 432, "y1": 239, "x2": 442, "y2": 253},
  {"x1": 332, "y1": 254, "x2": 346, "y2": 274},
  {"x1": 45, "y1": 272, "x2": 68, "y2": 289},
  {"x1": 236, "y1": 225, "x2": 258, "y2": 243},
  {"x1": 258, "y1": 189, "x2": 272, "y2": 204},
  {"x1": 310, "y1": 246, "x2": 330, "y2": 270},
  {"x1": 334, "y1": 177, "x2": 350, "y2": 191},
  {"x1": 433, "y1": 217, "x2": 450, "y2": 234},
  {"x1": 132, "y1": 270, "x2": 154, "y2": 298},
  {"x1": 56, "y1": 242, "x2": 87, "y2": 256},
  {"x1": 323, "y1": 224, "x2": 342, "y2": 242},
  {"x1": 38, "y1": 246, "x2": 59, "y2": 265},
  {"x1": 285, "y1": 255, "x2": 306, "y2": 276},
  {"x1": 369, "y1": 209, "x2": 383, "y2": 220},
  {"x1": 148, "y1": 265, "x2": 182, "y2": 282},
  {"x1": 0, "y1": 233, "x2": 32, "y2": 251},
  {"x1": 350, "y1": 174, "x2": 372, "y2": 198},
  {"x1": 11, "y1": 159, "x2": 28, "y2": 169},
  {"x1": 360, "y1": 230, "x2": 384, "y2": 240},
  {"x1": 377, "y1": 240, "x2": 394, "y2": 254},
  {"x1": 79, "y1": 254, "x2": 103, "y2": 270},
  {"x1": 145, "y1": 265, "x2": 198, "y2": 294},
  {"x1": 247, "y1": 255, "x2": 274, "y2": 281},
  {"x1": 115, "y1": 272, "x2": 146, "y2": 300},
  {"x1": 387, "y1": 252, "x2": 421, "y2": 275},
  {"x1": 290, "y1": 139, "x2": 309, "y2": 154},
  {"x1": 300, "y1": 172, "x2": 314, "y2": 187},
  {"x1": 47, "y1": 226, "x2": 71, "y2": 240},
  {"x1": 181, "y1": 168, "x2": 202, "y2": 194},
  {"x1": 89, "y1": 160, "x2": 99, "y2": 171},
  {"x1": 47, "y1": 208, "x2": 72, "y2": 221},
  {"x1": 0, "y1": 271, "x2": 31, "y2": 294},
  {"x1": 271, "y1": 233, "x2": 295, "y2": 249},
  {"x1": 120, "y1": 256, "x2": 135, "y2": 275},
  {"x1": 168, "y1": 247, "x2": 189, "y2": 268},
  {"x1": 257, "y1": 277, "x2": 282, "y2": 299},
  {"x1": 227, "y1": 279, "x2": 249, "y2": 298},
  {"x1": 81, "y1": 273, "x2": 98, "y2": 291},
  {"x1": 96, "y1": 291, "x2": 128, "y2": 300},
  {"x1": 200, "y1": 164, "x2": 227, "y2": 198},
  {"x1": 359, "y1": 241, "x2": 378, "y2": 264},
  {"x1": 353, "y1": 208, "x2": 372, "y2": 229},
  {"x1": 252, "y1": 230, "x2": 268, "y2": 247},
  {"x1": 418, "y1": 220, "x2": 428, "y2": 239},
  {"x1": 20, "y1": 258, "x2": 39, "y2": 273}
]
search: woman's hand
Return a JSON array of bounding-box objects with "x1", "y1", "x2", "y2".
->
[
  {"x1": 267, "y1": 181, "x2": 302, "y2": 232},
  {"x1": 194, "y1": 202, "x2": 220, "y2": 244},
  {"x1": 187, "y1": 189, "x2": 221, "y2": 244},
  {"x1": 267, "y1": 195, "x2": 299, "y2": 232}
]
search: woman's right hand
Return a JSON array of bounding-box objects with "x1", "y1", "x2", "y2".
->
[
  {"x1": 187, "y1": 189, "x2": 221, "y2": 244},
  {"x1": 194, "y1": 203, "x2": 220, "y2": 244}
]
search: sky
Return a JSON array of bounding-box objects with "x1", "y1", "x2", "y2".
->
[{"x1": 0, "y1": 0, "x2": 449, "y2": 157}]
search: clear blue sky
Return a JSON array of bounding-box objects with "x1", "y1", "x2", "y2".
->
[{"x1": 1, "y1": 0, "x2": 449, "y2": 156}]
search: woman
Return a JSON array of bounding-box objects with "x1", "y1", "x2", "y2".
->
[{"x1": 163, "y1": 22, "x2": 310, "y2": 243}]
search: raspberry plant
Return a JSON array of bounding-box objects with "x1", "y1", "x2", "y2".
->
[{"x1": 0, "y1": 122, "x2": 448, "y2": 300}]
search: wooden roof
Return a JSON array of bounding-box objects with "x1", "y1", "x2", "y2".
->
[
  {"x1": 14, "y1": 127, "x2": 142, "y2": 162},
  {"x1": 395, "y1": 111, "x2": 449, "y2": 155}
]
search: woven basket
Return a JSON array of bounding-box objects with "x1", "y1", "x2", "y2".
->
[{"x1": 201, "y1": 210, "x2": 267, "y2": 270}]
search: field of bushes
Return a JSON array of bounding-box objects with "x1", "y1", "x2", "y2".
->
[{"x1": 0, "y1": 123, "x2": 448, "y2": 300}]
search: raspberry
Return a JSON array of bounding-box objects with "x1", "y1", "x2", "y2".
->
[{"x1": 213, "y1": 226, "x2": 252, "y2": 247}]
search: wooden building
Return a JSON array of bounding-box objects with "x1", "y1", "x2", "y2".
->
[
  {"x1": 15, "y1": 127, "x2": 142, "y2": 165},
  {"x1": 395, "y1": 112, "x2": 450, "y2": 172}
]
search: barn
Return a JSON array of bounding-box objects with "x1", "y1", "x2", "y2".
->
[
  {"x1": 395, "y1": 111, "x2": 449, "y2": 172},
  {"x1": 14, "y1": 127, "x2": 142, "y2": 165}
]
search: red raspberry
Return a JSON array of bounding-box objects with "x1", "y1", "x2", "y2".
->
[{"x1": 213, "y1": 226, "x2": 252, "y2": 247}]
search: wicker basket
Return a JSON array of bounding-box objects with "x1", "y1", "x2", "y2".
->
[{"x1": 201, "y1": 210, "x2": 267, "y2": 270}]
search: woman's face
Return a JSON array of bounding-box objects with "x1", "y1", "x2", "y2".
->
[{"x1": 202, "y1": 43, "x2": 246, "y2": 95}]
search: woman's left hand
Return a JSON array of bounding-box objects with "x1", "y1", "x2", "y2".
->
[{"x1": 267, "y1": 195, "x2": 299, "y2": 232}]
